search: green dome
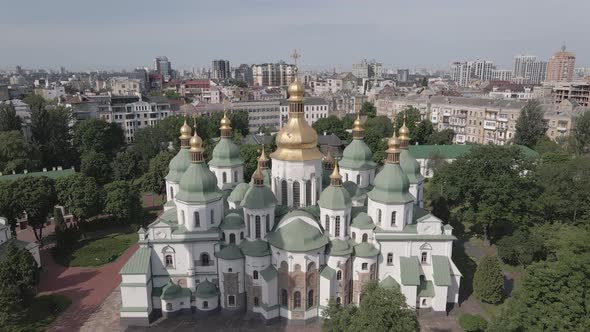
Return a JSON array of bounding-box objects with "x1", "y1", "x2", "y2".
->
[
  {"x1": 249, "y1": 169, "x2": 271, "y2": 186},
  {"x1": 327, "y1": 239, "x2": 353, "y2": 256},
  {"x1": 220, "y1": 212, "x2": 244, "y2": 230},
  {"x1": 161, "y1": 281, "x2": 191, "y2": 300},
  {"x1": 354, "y1": 242, "x2": 380, "y2": 258},
  {"x1": 268, "y1": 217, "x2": 329, "y2": 252},
  {"x1": 240, "y1": 239, "x2": 271, "y2": 257},
  {"x1": 195, "y1": 280, "x2": 219, "y2": 298},
  {"x1": 351, "y1": 212, "x2": 375, "y2": 230},
  {"x1": 339, "y1": 140, "x2": 377, "y2": 170},
  {"x1": 400, "y1": 149, "x2": 424, "y2": 184},
  {"x1": 209, "y1": 138, "x2": 243, "y2": 167},
  {"x1": 165, "y1": 148, "x2": 190, "y2": 182},
  {"x1": 176, "y1": 163, "x2": 223, "y2": 203},
  {"x1": 228, "y1": 183, "x2": 251, "y2": 203},
  {"x1": 214, "y1": 244, "x2": 244, "y2": 260},
  {"x1": 319, "y1": 185, "x2": 351, "y2": 210},
  {"x1": 240, "y1": 185, "x2": 277, "y2": 210},
  {"x1": 367, "y1": 163, "x2": 414, "y2": 204}
]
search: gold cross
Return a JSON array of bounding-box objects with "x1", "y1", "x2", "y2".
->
[
  {"x1": 192, "y1": 113, "x2": 198, "y2": 128},
  {"x1": 291, "y1": 49, "x2": 301, "y2": 66}
]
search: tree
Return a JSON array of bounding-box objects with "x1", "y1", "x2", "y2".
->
[
  {"x1": 413, "y1": 119, "x2": 435, "y2": 145},
  {"x1": 458, "y1": 314, "x2": 488, "y2": 332},
  {"x1": 103, "y1": 181, "x2": 143, "y2": 223},
  {"x1": 497, "y1": 230, "x2": 545, "y2": 267},
  {"x1": 53, "y1": 206, "x2": 79, "y2": 251},
  {"x1": 112, "y1": 150, "x2": 145, "y2": 181},
  {"x1": 360, "y1": 101, "x2": 376, "y2": 118},
  {"x1": 30, "y1": 104, "x2": 76, "y2": 168},
  {"x1": 394, "y1": 107, "x2": 423, "y2": 144},
  {"x1": 56, "y1": 173, "x2": 103, "y2": 223},
  {"x1": 473, "y1": 255, "x2": 504, "y2": 304},
  {"x1": 574, "y1": 110, "x2": 590, "y2": 154},
  {"x1": 139, "y1": 151, "x2": 174, "y2": 196},
  {"x1": 14, "y1": 176, "x2": 57, "y2": 241},
  {"x1": 428, "y1": 128, "x2": 455, "y2": 145},
  {"x1": 73, "y1": 118, "x2": 125, "y2": 158},
  {"x1": 514, "y1": 99, "x2": 546, "y2": 148},
  {"x1": 0, "y1": 103, "x2": 22, "y2": 132},
  {"x1": 240, "y1": 144, "x2": 270, "y2": 181},
  {"x1": 80, "y1": 150, "x2": 112, "y2": 185},
  {"x1": 312, "y1": 115, "x2": 348, "y2": 140},
  {"x1": 0, "y1": 130, "x2": 39, "y2": 174},
  {"x1": 322, "y1": 281, "x2": 419, "y2": 332},
  {"x1": 0, "y1": 180, "x2": 22, "y2": 235}
]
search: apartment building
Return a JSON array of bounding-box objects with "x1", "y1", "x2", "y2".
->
[
  {"x1": 492, "y1": 69, "x2": 513, "y2": 81},
  {"x1": 544, "y1": 99, "x2": 589, "y2": 141},
  {"x1": 352, "y1": 59, "x2": 382, "y2": 79},
  {"x1": 450, "y1": 60, "x2": 495, "y2": 86},
  {"x1": 310, "y1": 78, "x2": 343, "y2": 94},
  {"x1": 546, "y1": 46, "x2": 576, "y2": 82},
  {"x1": 34, "y1": 83, "x2": 65, "y2": 100},
  {"x1": 279, "y1": 97, "x2": 329, "y2": 128},
  {"x1": 512, "y1": 55, "x2": 547, "y2": 84},
  {"x1": 108, "y1": 77, "x2": 143, "y2": 96},
  {"x1": 547, "y1": 81, "x2": 590, "y2": 107},
  {"x1": 251, "y1": 62, "x2": 297, "y2": 87}
]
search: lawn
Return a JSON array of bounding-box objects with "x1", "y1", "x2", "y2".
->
[
  {"x1": 7, "y1": 294, "x2": 71, "y2": 332},
  {"x1": 53, "y1": 232, "x2": 137, "y2": 267}
]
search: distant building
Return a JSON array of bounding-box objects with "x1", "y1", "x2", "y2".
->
[
  {"x1": 450, "y1": 60, "x2": 495, "y2": 86},
  {"x1": 543, "y1": 99, "x2": 589, "y2": 141},
  {"x1": 397, "y1": 69, "x2": 410, "y2": 82},
  {"x1": 547, "y1": 81, "x2": 590, "y2": 107},
  {"x1": 0, "y1": 217, "x2": 40, "y2": 267},
  {"x1": 212, "y1": 60, "x2": 231, "y2": 81},
  {"x1": 0, "y1": 85, "x2": 9, "y2": 101},
  {"x1": 108, "y1": 77, "x2": 143, "y2": 96},
  {"x1": 491, "y1": 69, "x2": 513, "y2": 81},
  {"x1": 34, "y1": 83, "x2": 65, "y2": 101},
  {"x1": 234, "y1": 64, "x2": 253, "y2": 86},
  {"x1": 352, "y1": 59, "x2": 382, "y2": 79},
  {"x1": 251, "y1": 62, "x2": 297, "y2": 87},
  {"x1": 512, "y1": 55, "x2": 547, "y2": 84},
  {"x1": 154, "y1": 56, "x2": 172, "y2": 80},
  {"x1": 279, "y1": 97, "x2": 329, "y2": 128},
  {"x1": 546, "y1": 45, "x2": 576, "y2": 82},
  {"x1": 310, "y1": 78, "x2": 343, "y2": 94}
]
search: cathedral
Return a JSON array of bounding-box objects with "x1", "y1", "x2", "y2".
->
[{"x1": 119, "y1": 71, "x2": 462, "y2": 326}]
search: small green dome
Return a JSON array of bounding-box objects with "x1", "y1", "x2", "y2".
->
[
  {"x1": 354, "y1": 242, "x2": 380, "y2": 258},
  {"x1": 161, "y1": 280, "x2": 190, "y2": 300},
  {"x1": 268, "y1": 217, "x2": 329, "y2": 252},
  {"x1": 367, "y1": 163, "x2": 414, "y2": 204},
  {"x1": 351, "y1": 212, "x2": 375, "y2": 230},
  {"x1": 195, "y1": 280, "x2": 219, "y2": 298},
  {"x1": 319, "y1": 185, "x2": 351, "y2": 210},
  {"x1": 240, "y1": 239, "x2": 271, "y2": 257},
  {"x1": 249, "y1": 168, "x2": 271, "y2": 186},
  {"x1": 214, "y1": 244, "x2": 244, "y2": 260},
  {"x1": 165, "y1": 149, "x2": 191, "y2": 182},
  {"x1": 228, "y1": 183, "x2": 251, "y2": 203},
  {"x1": 209, "y1": 138, "x2": 243, "y2": 167},
  {"x1": 220, "y1": 212, "x2": 244, "y2": 230},
  {"x1": 339, "y1": 140, "x2": 377, "y2": 170},
  {"x1": 327, "y1": 239, "x2": 353, "y2": 256},
  {"x1": 176, "y1": 163, "x2": 223, "y2": 203},
  {"x1": 240, "y1": 185, "x2": 277, "y2": 210},
  {"x1": 400, "y1": 149, "x2": 424, "y2": 184}
]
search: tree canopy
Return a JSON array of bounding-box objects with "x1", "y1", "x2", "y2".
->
[
  {"x1": 514, "y1": 99, "x2": 546, "y2": 148},
  {"x1": 0, "y1": 103, "x2": 22, "y2": 132},
  {"x1": 103, "y1": 181, "x2": 143, "y2": 224},
  {"x1": 14, "y1": 176, "x2": 57, "y2": 241},
  {"x1": 0, "y1": 130, "x2": 39, "y2": 174},
  {"x1": 56, "y1": 173, "x2": 103, "y2": 223},
  {"x1": 473, "y1": 255, "x2": 504, "y2": 304},
  {"x1": 73, "y1": 118, "x2": 125, "y2": 158},
  {"x1": 139, "y1": 151, "x2": 174, "y2": 195}
]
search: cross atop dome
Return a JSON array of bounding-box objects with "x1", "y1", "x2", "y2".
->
[{"x1": 291, "y1": 49, "x2": 301, "y2": 66}]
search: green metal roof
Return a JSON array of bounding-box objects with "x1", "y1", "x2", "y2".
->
[
  {"x1": 195, "y1": 280, "x2": 219, "y2": 298},
  {"x1": 161, "y1": 281, "x2": 191, "y2": 300},
  {"x1": 432, "y1": 256, "x2": 452, "y2": 286},
  {"x1": 339, "y1": 139, "x2": 377, "y2": 170},
  {"x1": 400, "y1": 256, "x2": 420, "y2": 286},
  {"x1": 408, "y1": 144, "x2": 539, "y2": 160},
  {"x1": 0, "y1": 168, "x2": 75, "y2": 181},
  {"x1": 318, "y1": 185, "x2": 352, "y2": 210},
  {"x1": 367, "y1": 163, "x2": 415, "y2": 204},
  {"x1": 350, "y1": 212, "x2": 375, "y2": 230},
  {"x1": 209, "y1": 138, "x2": 243, "y2": 167},
  {"x1": 327, "y1": 239, "x2": 353, "y2": 256},
  {"x1": 353, "y1": 242, "x2": 379, "y2": 258},
  {"x1": 119, "y1": 247, "x2": 151, "y2": 275},
  {"x1": 249, "y1": 168, "x2": 272, "y2": 187},
  {"x1": 417, "y1": 280, "x2": 435, "y2": 297},
  {"x1": 165, "y1": 148, "x2": 190, "y2": 182},
  {"x1": 260, "y1": 265, "x2": 278, "y2": 281},
  {"x1": 320, "y1": 265, "x2": 336, "y2": 279},
  {"x1": 380, "y1": 276, "x2": 400, "y2": 289},
  {"x1": 176, "y1": 163, "x2": 223, "y2": 203},
  {"x1": 240, "y1": 185, "x2": 277, "y2": 210},
  {"x1": 268, "y1": 218, "x2": 329, "y2": 252},
  {"x1": 214, "y1": 244, "x2": 244, "y2": 260},
  {"x1": 400, "y1": 149, "x2": 424, "y2": 184},
  {"x1": 227, "y1": 183, "x2": 250, "y2": 203},
  {"x1": 150, "y1": 207, "x2": 178, "y2": 226},
  {"x1": 220, "y1": 213, "x2": 244, "y2": 230},
  {"x1": 240, "y1": 239, "x2": 271, "y2": 257}
]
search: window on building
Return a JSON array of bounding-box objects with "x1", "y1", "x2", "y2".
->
[
  {"x1": 254, "y1": 297, "x2": 259, "y2": 307},
  {"x1": 293, "y1": 291, "x2": 301, "y2": 308},
  {"x1": 221, "y1": 232, "x2": 226, "y2": 242},
  {"x1": 222, "y1": 172, "x2": 227, "y2": 184},
  {"x1": 165, "y1": 255, "x2": 174, "y2": 267},
  {"x1": 233, "y1": 170, "x2": 238, "y2": 182},
  {"x1": 266, "y1": 215, "x2": 270, "y2": 232},
  {"x1": 203, "y1": 301, "x2": 209, "y2": 308},
  {"x1": 345, "y1": 173, "x2": 349, "y2": 181},
  {"x1": 240, "y1": 231, "x2": 244, "y2": 239},
  {"x1": 336, "y1": 297, "x2": 341, "y2": 304},
  {"x1": 362, "y1": 233, "x2": 368, "y2": 243},
  {"x1": 352, "y1": 232, "x2": 356, "y2": 240},
  {"x1": 335, "y1": 216, "x2": 341, "y2": 237},
  {"x1": 391, "y1": 211, "x2": 396, "y2": 226},
  {"x1": 166, "y1": 303, "x2": 173, "y2": 311},
  {"x1": 194, "y1": 211, "x2": 200, "y2": 227},
  {"x1": 387, "y1": 253, "x2": 393, "y2": 265},
  {"x1": 181, "y1": 210, "x2": 185, "y2": 224},
  {"x1": 229, "y1": 233, "x2": 236, "y2": 244},
  {"x1": 308, "y1": 290, "x2": 314, "y2": 308},
  {"x1": 293, "y1": 182, "x2": 300, "y2": 207},
  {"x1": 325, "y1": 215, "x2": 330, "y2": 233},
  {"x1": 421, "y1": 252, "x2": 428, "y2": 264},
  {"x1": 362, "y1": 263, "x2": 368, "y2": 270},
  {"x1": 377, "y1": 209, "x2": 382, "y2": 224},
  {"x1": 356, "y1": 174, "x2": 360, "y2": 185},
  {"x1": 170, "y1": 187, "x2": 174, "y2": 199},
  {"x1": 281, "y1": 289, "x2": 288, "y2": 307},
  {"x1": 211, "y1": 210, "x2": 214, "y2": 224},
  {"x1": 255, "y1": 216, "x2": 261, "y2": 238},
  {"x1": 305, "y1": 180, "x2": 312, "y2": 206},
  {"x1": 201, "y1": 253, "x2": 210, "y2": 266},
  {"x1": 253, "y1": 270, "x2": 259, "y2": 279},
  {"x1": 228, "y1": 295, "x2": 236, "y2": 307},
  {"x1": 337, "y1": 270, "x2": 342, "y2": 280},
  {"x1": 281, "y1": 180, "x2": 288, "y2": 205}
]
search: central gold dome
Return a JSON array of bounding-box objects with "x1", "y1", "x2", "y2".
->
[{"x1": 287, "y1": 78, "x2": 305, "y2": 102}]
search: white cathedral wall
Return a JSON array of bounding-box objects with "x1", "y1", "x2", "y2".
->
[
  {"x1": 175, "y1": 199, "x2": 223, "y2": 231},
  {"x1": 432, "y1": 285, "x2": 448, "y2": 311},
  {"x1": 409, "y1": 240, "x2": 452, "y2": 262},
  {"x1": 319, "y1": 275, "x2": 333, "y2": 308},
  {"x1": 151, "y1": 243, "x2": 190, "y2": 277},
  {"x1": 260, "y1": 276, "x2": 279, "y2": 319},
  {"x1": 210, "y1": 165, "x2": 244, "y2": 189},
  {"x1": 165, "y1": 180, "x2": 179, "y2": 201},
  {"x1": 271, "y1": 247, "x2": 324, "y2": 272},
  {"x1": 318, "y1": 207, "x2": 351, "y2": 240},
  {"x1": 402, "y1": 285, "x2": 417, "y2": 309},
  {"x1": 408, "y1": 182, "x2": 424, "y2": 207},
  {"x1": 243, "y1": 206, "x2": 275, "y2": 240},
  {"x1": 339, "y1": 168, "x2": 375, "y2": 189},
  {"x1": 245, "y1": 256, "x2": 271, "y2": 281},
  {"x1": 121, "y1": 284, "x2": 151, "y2": 310},
  {"x1": 377, "y1": 241, "x2": 408, "y2": 281},
  {"x1": 449, "y1": 275, "x2": 461, "y2": 303},
  {"x1": 271, "y1": 159, "x2": 323, "y2": 207},
  {"x1": 367, "y1": 200, "x2": 413, "y2": 231}
]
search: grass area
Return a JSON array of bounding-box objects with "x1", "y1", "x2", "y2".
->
[
  {"x1": 53, "y1": 231, "x2": 137, "y2": 267},
  {"x1": 7, "y1": 294, "x2": 71, "y2": 332}
]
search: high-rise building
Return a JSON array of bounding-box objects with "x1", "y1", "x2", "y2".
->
[
  {"x1": 491, "y1": 69, "x2": 513, "y2": 81},
  {"x1": 546, "y1": 45, "x2": 576, "y2": 82},
  {"x1": 251, "y1": 62, "x2": 297, "y2": 87},
  {"x1": 234, "y1": 64, "x2": 253, "y2": 86},
  {"x1": 512, "y1": 55, "x2": 547, "y2": 84},
  {"x1": 352, "y1": 59, "x2": 382, "y2": 79},
  {"x1": 397, "y1": 69, "x2": 410, "y2": 82},
  {"x1": 154, "y1": 56, "x2": 172, "y2": 78},
  {"x1": 212, "y1": 59, "x2": 231, "y2": 81},
  {"x1": 450, "y1": 60, "x2": 495, "y2": 86}
]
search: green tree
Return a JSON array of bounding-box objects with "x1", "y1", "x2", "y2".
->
[
  {"x1": 0, "y1": 130, "x2": 39, "y2": 174},
  {"x1": 0, "y1": 180, "x2": 22, "y2": 235},
  {"x1": 574, "y1": 110, "x2": 590, "y2": 154},
  {"x1": 15, "y1": 176, "x2": 57, "y2": 241},
  {"x1": 30, "y1": 104, "x2": 76, "y2": 168},
  {"x1": 56, "y1": 173, "x2": 103, "y2": 223},
  {"x1": 322, "y1": 281, "x2": 419, "y2": 332},
  {"x1": 497, "y1": 230, "x2": 545, "y2": 267},
  {"x1": 73, "y1": 118, "x2": 125, "y2": 158},
  {"x1": 139, "y1": 151, "x2": 174, "y2": 196},
  {"x1": 514, "y1": 99, "x2": 546, "y2": 148},
  {"x1": 394, "y1": 107, "x2": 423, "y2": 144},
  {"x1": 413, "y1": 119, "x2": 435, "y2": 145},
  {"x1": 360, "y1": 101, "x2": 376, "y2": 118},
  {"x1": 312, "y1": 115, "x2": 348, "y2": 140},
  {"x1": 458, "y1": 313, "x2": 488, "y2": 332},
  {"x1": 104, "y1": 181, "x2": 143, "y2": 223},
  {"x1": 0, "y1": 103, "x2": 22, "y2": 132},
  {"x1": 473, "y1": 255, "x2": 504, "y2": 304},
  {"x1": 240, "y1": 144, "x2": 270, "y2": 181},
  {"x1": 112, "y1": 150, "x2": 145, "y2": 181},
  {"x1": 80, "y1": 150, "x2": 112, "y2": 185},
  {"x1": 428, "y1": 128, "x2": 455, "y2": 145}
]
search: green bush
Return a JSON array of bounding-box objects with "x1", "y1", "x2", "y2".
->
[
  {"x1": 473, "y1": 255, "x2": 504, "y2": 304},
  {"x1": 459, "y1": 314, "x2": 488, "y2": 332},
  {"x1": 497, "y1": 230, "x2": 545, "y2": 266}
]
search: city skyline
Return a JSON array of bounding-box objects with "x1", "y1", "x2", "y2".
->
[{"x1": 1, "y1": 0, "x2": 589, "y2": 71}]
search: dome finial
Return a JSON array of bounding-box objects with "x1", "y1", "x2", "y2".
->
[
  {"x1": 398, "y1": 111, "x2": 410, "y2": 147},
  {"x1": 330, "y1": 160, "x2": 343, "y2": 186},
  {"x1": 219, "y1": 104, "x2": 232, "y2": 138},
  {"x1": 252, "y1": 157, "x2": 265, "y2": 186},
  {"x1": 385, "y1": 129, "x2": 401, "y2": 164},
  {"x1": 189, "y1": 117, "x2": 204, "y2": 163},
  {"x1": 179, "y1": 119, "x2": 192, "y2": 147},
  {"x1": 352, "y1": 112, "x2": 364, "y2": 139},
  {"x1": 287, "y1": 49, "x2": 304, "y2": 102},
  {"x1": 257, "y1": 144, "x2": 269, "y2": 169}
]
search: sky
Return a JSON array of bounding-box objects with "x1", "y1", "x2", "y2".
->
[{"x1": 0, "y1": 0, "x2": 588, "y2": 71}]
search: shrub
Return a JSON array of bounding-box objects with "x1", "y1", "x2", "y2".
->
[
  {"x1": 459, "y1": 314, "x2": 488, "y2": 332},
  {"x1": 473, "y1": 255, "x2": 504, "y2": 304}
]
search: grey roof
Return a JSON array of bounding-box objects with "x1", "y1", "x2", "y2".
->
[
  {"x1": 260, "y1": 265, "x2": 278, "y2": 281},
  {"x1": 320, "y1": 265, "x2": 336, "y2": 279},
  {"x1": 318, "y1": 134, "x2": 344, "y2": 147},
  {"x1": 120, "y1": 247, "x2": 151, "y2": 275},
  {"x1": 242, "y1": 134, "x2": 274, "y2": 145},
  {"x1": 432, "y1": 256, "x2": 452, "y2": 286},
  {"x1": 400, "y1": 256, "x2": 420, "y2": 286}
]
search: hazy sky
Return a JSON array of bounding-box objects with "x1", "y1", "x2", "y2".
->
[{"x1": 1, "y1": 0, "x2": 588, "y2": 71}]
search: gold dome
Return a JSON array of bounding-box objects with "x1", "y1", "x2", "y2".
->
[
  {"x1": 399, "y1": 114, "x2": 410, "y2": 141},
  {"x1": 220, "y1": 111, "x2": 231, "y2": 130},
  {"x1": 329, "y1": 160, "x2": 343, "y2": 186},
  {"x1": 258, "y1": 144, "x2": 269, "y2": 163},
  {"x1": 388, "y1": 131, "x2": 400, "y2": 148},
  {"x1": 287, "y1": 77, "x2": 305, "y2": 102},
  {"x1": 189, "y1": 132, "x2": 203, "y2": 152},
  {"x1": 271, "y1": 116, "x2": 322, "y2": 161},
  {"x1": 180, "y1": 120, "x2": 192, "y2": 139}
]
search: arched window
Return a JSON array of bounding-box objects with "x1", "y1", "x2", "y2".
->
[
  {"x1": 253, "y1": 270, "x2": 259, "y2": 279},
  {"x1": 255, "y1": 216, "x2": 261, "y2": 238},
  {"x1": 166, "y1": 303, "x2": 173, "y2": 311},
  {"x1": 307, "y1": 262, "x2": 316, "y2": 271},
  {"x1": 324, "y1": 215, "x2": 330, "y2": 233},
  {"x1": 345, "y1": 173, "x2": 349, "y2": 181},
  {"x1": 266, "y1": 215, "x2": 270, "y2": 232},
  {"x1": 352, "y1": 232, "x2": 356, "y2": 240},
  {"x1": 203, "y1": 301, "x2": 209, "y2": 308},
  {"x1": 233, "y1": 170, "x2": 238, "y2": 182},
  {"x1": 229, "y1": 233, "x2": 236, "y2": 244},
  {"x1": 194, "y1": 211, "x2": 200, "y2": 227},
  {"x1": 228, "y1": 295, "x2": 236, "y2": 306},
  {"x1": 293, "y1": 291, "x2": 301, "y2": 308},
  {"x1": 377, "y1": 209, "x2": 382, "y2": 224},
  {"x1": 293, "y1": 182, "x2": 300, "y2": 207},
  {"x1": 254, "y1": 297, "x2": 259, "y2": 307},
  {"x1": 240, "y1": 232, "x2": 244, "y2": 239},
  {"x1": 336, "y1": 270, "x2": 342, "y2": 280},
  {"x1": 280, "y1": 261, "x2": 288, "y2": 271},
  {"x1": 305, "y1": 180, "x2": 312, "y2": 206},
  {"x1": 335, "y1": 216, "x2": 341, "y2": 237},
  {"x1": 387, "y1": 253, "x2": 393, "y2": 265},
  {"x1": 421, "y1": 252, "x2": 428, "y2": 264},
  {"x1": 181, "y1": 210, "x2": 185, "y2": 224},
  {"x1": 211, "y1": 210, "x2": 214, "y2": 224},
  {"x1": 336, "y1": 297, "x2": 341, "y2": 304},
  {"x1": 201, "y1": 253, "x2": 210, "y2": 266},
  {"x1": 247, "y1": 215, "x2": 251, "y2": 237},
  {"x1": 221, "y1": 232, "x2": 226, "y2": 242},
  {"x1": 165, "y1": 255, "x2": 174, "y2": 267},
  {"x1": 307, "y1": 290, "x2": 314, "y2": 308},
  {"x1": 391, "y1": 211, "x2": 396, "y2": 226},
  {"x1": 281, "y1": 180, "x2": 288, "y2": 206},
  {"x1": 362, "y1": 233, "x2": 368, "y2": 243},
  {"x1": 356, "y1": 174, "x2": 360, "y2": 185},
  {"x1": 222, "y1": 172, "x2": 227, "y2": 184},
  {"x1": 281, "y1": 289, "x2": 288, "y2": 307},
  {"x1": 170, "y1": 187, "x2": 174, "y2": 199}
]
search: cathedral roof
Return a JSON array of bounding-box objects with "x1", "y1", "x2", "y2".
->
[
  {"x1": 268, "y1": 217, "x2": 329, "y2": 252},
  {"x1": 240, "y1": 185, "x2": 277, "y2": 210},
  {"x1": 240, "y1": 239, "x2": 271, "y2": 257},
  {"x1": 327, "y1": 239, "x2": 353, "y2": 256},
  {"x1": 367, "y1": 163, "x2": 414, "y2": 204},
  {"x1": 195, "y1": 280, "x2": 219, "y2": 298},
  {"x1": 161, "y1": 280, "x2": 191, "y2": 300},
  {"x1": 220, "y1": 212, "x2": 244, "y2": 230},
  {"x1": 260, "y1": 265, "x2": 278, "y2": 281},
  {"x1": 380, "y1": 276, "x2": 400, "y2": 289},
  {"x1": 400, "y1": 149, "x2": 424, "y2": 184},
  {"x1": 318, "y1": 185, "x2": 352, "y2": 210},
  {"x1": 350, "y1": 212, "x2": 375, "y2": 230},
  {"x1": 165, "y1": 148, "x2": 190, "y2": 183},
  {"x1": 214, "y1": 244, "x2": 244, "y2": 260},
  {"x1": 339, "y1": 139, "x2": 377, "y2": 170},
  {"x1": 176, "y1": 163, "x2": 223, "y2": 203},
  {"x1": 209, "y1": 137, "x2": 243, "y2": 167},
  {"x1": 353, "y1": 242, "x2": 380, "y2": 258},
  {"x1": 227, "y1": 183, "x2": 250, "y2": 203}
]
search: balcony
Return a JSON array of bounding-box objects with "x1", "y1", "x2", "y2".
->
[
  {"x1": 497, "y1": 114, "x2": 508, "y2": 122},
  {"x1": 483, "y1": 121, "x2": 497, "y2": 130}
]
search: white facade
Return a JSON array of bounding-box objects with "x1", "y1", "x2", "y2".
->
[{"x1": 279, "y1": 98, "x2": 329, "y2": 128}]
